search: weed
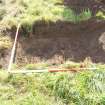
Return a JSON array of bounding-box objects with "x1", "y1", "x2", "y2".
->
[{"x1": 25, "y1": 62, "x2": 50, "y2": 70}]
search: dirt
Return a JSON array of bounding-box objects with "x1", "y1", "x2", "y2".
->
[{"x1": 12, "y1": 18, "x2": 105, "y2": 65}]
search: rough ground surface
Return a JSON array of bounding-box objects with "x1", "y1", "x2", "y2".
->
[
  {"x1": 14, "y1": 18, "x2": 105, "y2": 65},
  {"x1": 1, "y1": 0, "x2": 105, "y2": 67}
]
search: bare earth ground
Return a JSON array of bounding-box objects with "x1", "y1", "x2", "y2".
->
[{"x1": 14, "y1": 19, "x2": 105, "y2": 65}]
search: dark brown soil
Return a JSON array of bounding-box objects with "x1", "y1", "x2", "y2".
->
[{"x1": 14, "y1": 18, "x2": 105, "y2": 65}]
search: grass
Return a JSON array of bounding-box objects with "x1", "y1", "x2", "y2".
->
[
  {"x1": 43, "y1": 69, "x2": 105, "y2": 105},
  {"x1": 96, "y1": 11, "x2": 105, "y2": 19},
  {"x1": 0, "y1": 35, "x2": 12, "y2": 49},
  {"x1": 12, "y1": 58, "x2": 95, "y2": 70},
  {"x1": 0, "y1": 70, "x2": 64, "y2": 105},
  {"x1": 0, "y1": 1, "x2": 102, "y2": 104},
  {"x1": 0, "y1": 0, "x2": 92, "y2": 33},
  {"x1": 0, "y1": 0, "x2": 64, "y2": 28},
  {"x1": 25, "y1": 62, "x2": 50, "y2": 70},
  {"x1": 63, "y1": 8, "x2": 92, "y2": 23},
  {"x1": 0, "y1": 62, "x2": 105, "y2": 105}
]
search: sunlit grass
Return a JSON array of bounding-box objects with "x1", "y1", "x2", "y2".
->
[
  {"x1": 1, "y1": 63, "x2": 105, "y2": 105},
  {"x1": 25, "y1": 62, "x2": 50, "y2": 70},
  {"x1": 0, "y1": 0, "x2": 92, "y2": 32},
  {"x1": 0, "y1": 35, "x2": 12, "y2": 49}
]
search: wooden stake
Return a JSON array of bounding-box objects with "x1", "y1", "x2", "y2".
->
[{"x1": 8, "y1": 24, "x2": 21, "y2": 72}]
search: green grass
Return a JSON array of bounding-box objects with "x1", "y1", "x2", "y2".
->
[
  {"x1": 43, "y1": 70, "x2": 105, "y2": 105},
  {"x1": 0, "y1": 0, "x2": 92, "y2": 38},
  {"x1": 25, "y1": 62, "x2": 50, "y2": 70},
  {"x1": 63, "y1": 8, "x2": 92, "y2": 23},
  {"x1": 96, "y1": 11, "x2": 105, "y2": 19},
  {"x1": 0, "y1": 35, "x2": 12, "y2": 49},
  {"x1": 0, "y1": 0, "x2": 92, "y2": 32},
  {"x1": 0, "y1": 0, "x2": 64, "y2": 28},
  {"x1": 0, "y1": 70, "x2": 64, "y2": 105},
  {"x1": 1, "y1": 63, "x2": 105, "y2": 105}
]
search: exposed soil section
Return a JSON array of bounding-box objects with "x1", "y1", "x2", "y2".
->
[{"x1": 14, "y1": 18, "x2": 105, "y2": 65}]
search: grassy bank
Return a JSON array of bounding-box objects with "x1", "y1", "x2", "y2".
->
[
  {"x1": 0, "y1": 0, "x2": 92, "y2": 32},
  {"x1": 0, "y1": 64, "x2": 105, "y2": 105}
]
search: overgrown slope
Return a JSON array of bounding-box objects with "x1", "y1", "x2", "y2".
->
[
  {"x1": 0, "y1": 0, "x2": 92, "y2": 30},
  {"x1": 0, "y1": 67, "x2": 105, "y2": 105}
]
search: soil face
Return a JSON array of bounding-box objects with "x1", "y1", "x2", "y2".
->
[{"x1": 14, "y1": 19, "x2": 105, "y2": 65}]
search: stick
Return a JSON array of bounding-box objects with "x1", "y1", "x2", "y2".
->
[{"x1": 8, "y1": 24, "x2": 21, "y2": 72}]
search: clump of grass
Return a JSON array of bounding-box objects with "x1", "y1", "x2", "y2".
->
[
  {"x1": 59, "y1": 61, "x2": 81, "y2": 69},
  {"x1": 63, "y1": 8, "x2": 92, "y2": 23},
  {"x1": 25, "y1": 62, "x2": 50, "y2": 70},
  {"x1": 0, "y1": 70, "x2": 9, "y2": 82},
  {"x1": 96, "y1": 11, "x2": 105, "y2": 19},
  {"x1": 79, "y1": 9, "x2": 92, "y2": 21},
  {"x1": 0, "y1": 35, "x2": 12, "y2": 49},
  {"x1": 43, "y1": 68, "x2": 105, "y2": 105}
]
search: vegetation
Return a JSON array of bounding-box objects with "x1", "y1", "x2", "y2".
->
[
  {"x1": 0, "y1": 35, "x2": 12, "y2": 49},
  {"x1": 96, "y1": 11, "x2": 105, "y2": 19},
  {"x1": 25, "y1": 62, "x2": 50, "y2": 70},
  {"x1": 0, "y1": 66, "x2": 105, "y2": 105},
  {"x1": 0, "y1": 0, "x2": 92, "y2": 31},
  {"x1": 0, "y1": 0, "x2": 105, "y2": 105},
  {"x1": 63, "y1": 9, "x2": 92, "y2": 23}
]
